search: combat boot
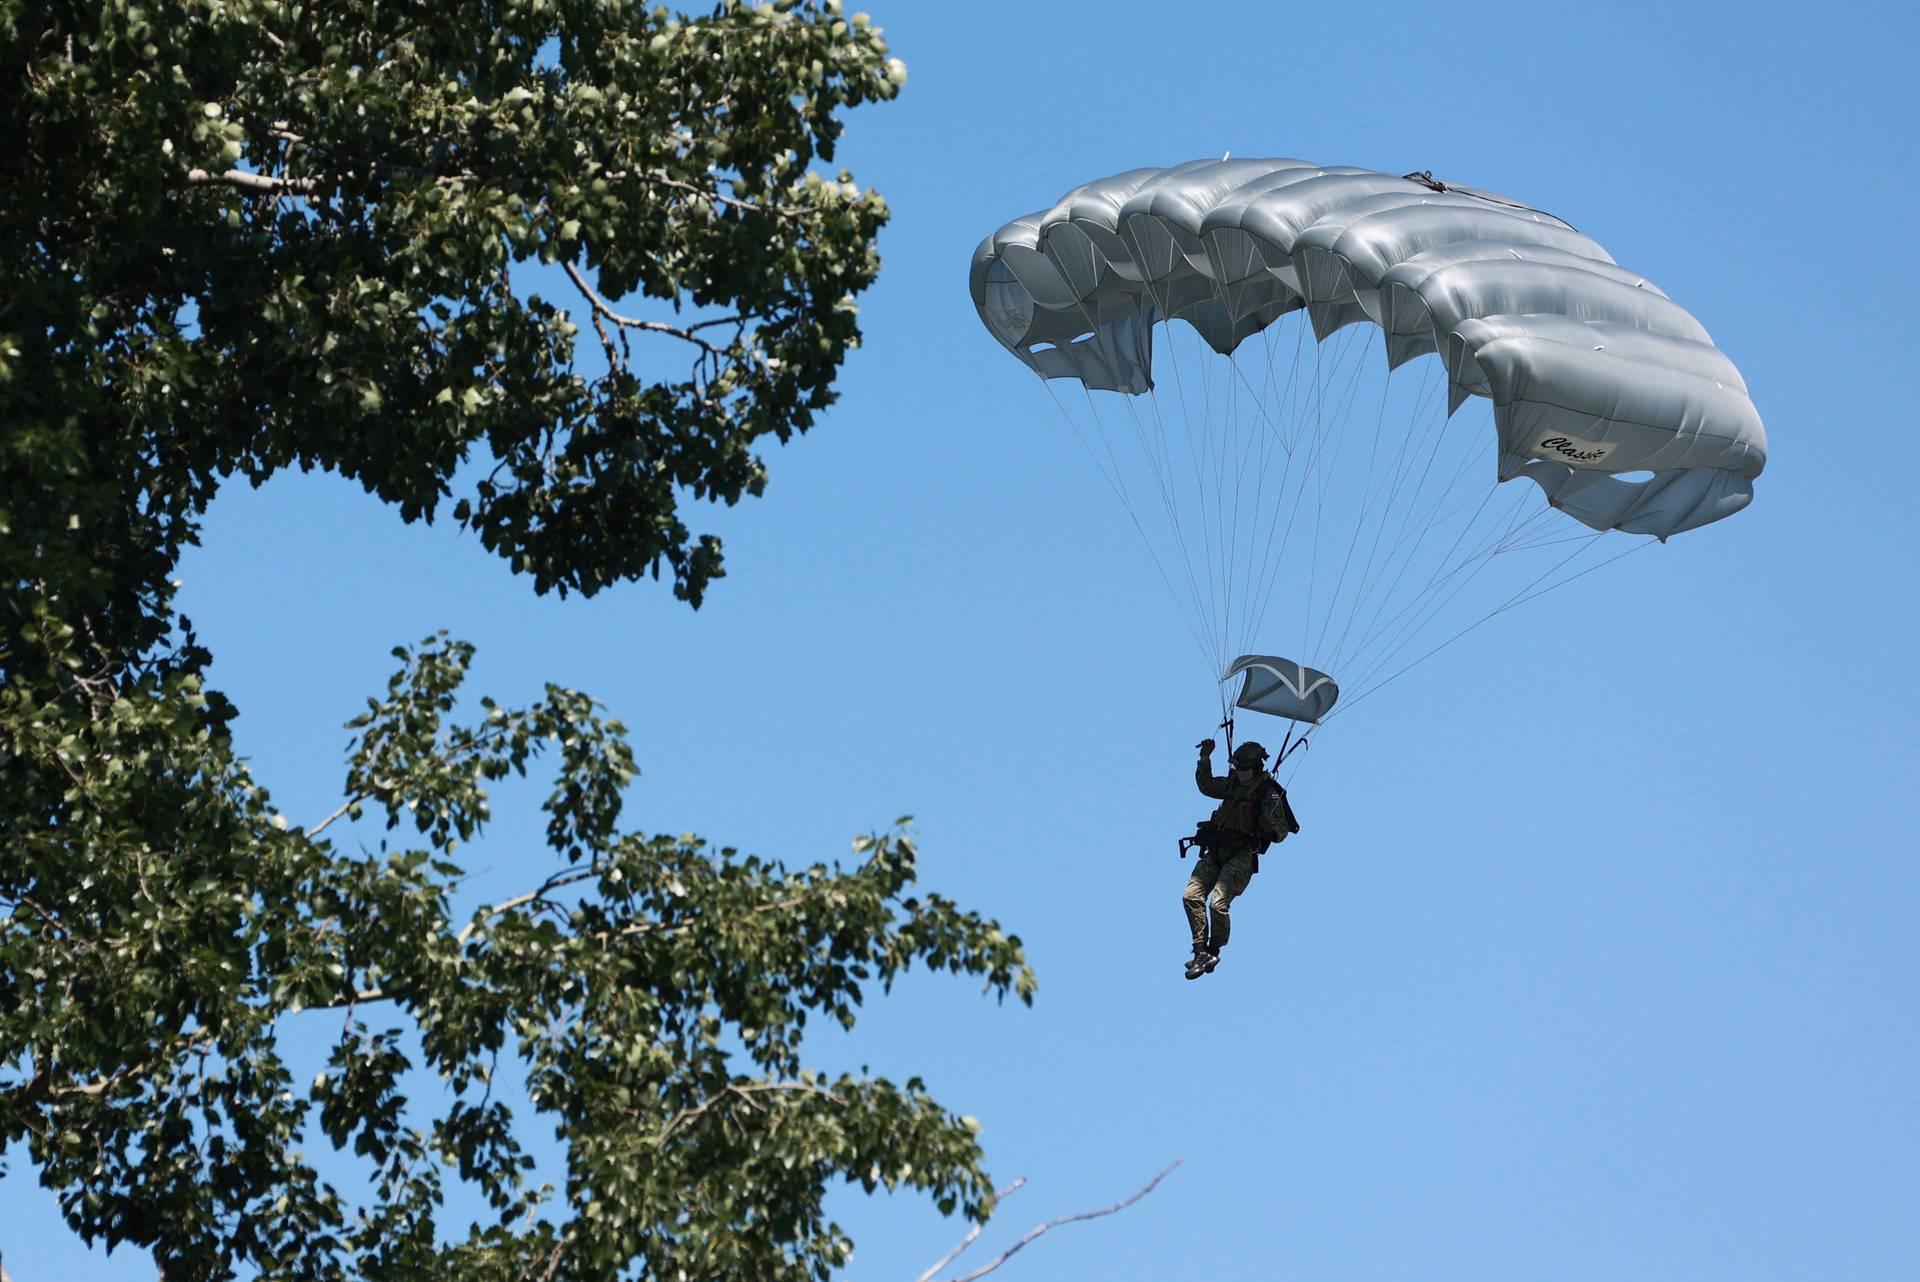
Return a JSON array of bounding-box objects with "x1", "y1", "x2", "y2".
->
[{"x1": 1184, "y1": 948, "x2": 1217, "y2": 981}]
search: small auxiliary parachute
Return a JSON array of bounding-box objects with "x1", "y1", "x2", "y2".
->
[
  {"x1": 1224, "y1": 655, "x2": 1339, "y2": 725},
  {"x1": 970, "y1": 157, "x2": 1765, "y2": 750}
]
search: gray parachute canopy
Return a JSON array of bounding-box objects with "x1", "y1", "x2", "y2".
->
[
  {"x1": 969, "y1": 158, "x2": 1767, "y2": 539},
  {"x1": 1224, "y1": 655, "x2": 1339, "y2": 725}
]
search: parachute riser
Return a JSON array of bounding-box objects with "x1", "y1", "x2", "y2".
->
[{"x1": 1276, "y1": 726, "x2": 1311, "y2": 768}]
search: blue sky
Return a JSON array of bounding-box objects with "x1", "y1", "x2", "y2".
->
[{"x1": 12, "y1": 2, "x2": 1918, "y2": 1279}]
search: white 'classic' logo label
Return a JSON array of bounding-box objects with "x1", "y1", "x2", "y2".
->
[{"x1": 1534, "y1": 432, "x2": 1616, "y2": 464}]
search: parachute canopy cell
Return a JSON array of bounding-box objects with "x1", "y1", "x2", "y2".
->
[
  {"x1": 1225, "y1": 655, "x2": 1339, "y2": 725},
  {"x1": 969, "y1": 158, "x2": 1767, "y2": 539}
]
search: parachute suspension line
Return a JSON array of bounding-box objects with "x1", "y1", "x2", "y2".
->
[
  {"x1": 1237, "y1": 317, "x2": 1358, "y2": 666},
  {"x1": 1059, "y1": 288, "x2": 1230, "y2": 673},
  {"x1": 1222, "y1": 341, "x2": 1250, "y2": 674},
  {"x1": 1210, "y1": 323, "x2": 1248, "y2": 671},
  {"x1": 1148, "y1": 290, "x2": 1228, "y2": 673},
  {"x1": 1228, "y1": 320, "x2": 1290, "y2": 660},
  {"x1": 1046, "y1": 241, "x2": 1648, "y2": 738},
  {"x1": 1141, "y1": 266, "x2": 1626, "y2": 728},
  {"x1": 1119, "y1": 389, "x2": 1221, "y2": 665},
  {"x1": 1236, "y1": 315, "x2": 1312, "y2": 660},
  {"x1": 1326, "y1": 384, "x2": 1517, "y2": 678},
  {"x1": 1323, "y1": 367, "x2": 1474, "y2": 670},
  {"x1": 1226, "y1": 331, "x2": 1298, "y2": 664},
  {"x1": 1310, "y1": 331, "x2": 1411, "y2": 664},
  {"x1": 1044, "y1": 377, "x2": 1220, "y2": 677},
  {"x1": 1344, "y1": 502, "x2": 1591, "y2": 693},
  {"x1": 1328, "y1": 534, "x2": 1652, "y2": 723},
  {"x1": 1221, "y1": 322, "x2": 1288, "y2": 667},
  {"x1": 1241, "y1": 323, "x2": 1341, "y2": 664},
  {"x1": 1303, "y1": 326, "x2": 1382, "y2": 655},
  {"x1": 1160, "y1": 323, "x2": 1230, "y2": 671},
  {"x1": 1228, "y1": 325, "x2": 1288, "y2": 662},
  {"x1": 1319, "y1": 361, "x2": 1443, "y2": 670},
  {"x1": 1206, "y1": 324, "x2": 1234, "y2": 666},
  {"x1": 1303, "y1": 328, "x2": 1332, "y2": 659},
  {"x1": 1299, "y1": 324, "x2": 1376, "y2": 659},
  {"x1": 1340, "y1": 487, "x2": 1559, "y2": 691},
  {"x1": 1331, "y1": 457, "x2": 1507, "y2": 677},
  {"x1": 1380, "y1": 413, "x2": 1518, "y2": 604},
  {"x1": 1109, "y1": 365, "x2": 1219, "y2": 661}
]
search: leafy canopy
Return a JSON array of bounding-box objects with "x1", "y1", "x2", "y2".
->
[
  {"x1": 4, "y1": 0, "x2": 903, "y2": 619},
  {"x1": 0, "y1": 3, "x2": 1038, "y2": 1279}
]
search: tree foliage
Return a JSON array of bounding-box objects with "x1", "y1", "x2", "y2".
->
[
  {"x1": 5, "y1": 635, "x2": 1032, "y2": 1279},
  {"x1": 4, "y1": 0, "x2": 902, "y2": 617},
  {"x1": 0, "y1": 3, "x2": 1039, "y2": 1278}
]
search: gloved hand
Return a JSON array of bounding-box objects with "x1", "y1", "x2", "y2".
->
[{"x1": 1196, "y1": 738, "x2": 1216, "y2": 755}]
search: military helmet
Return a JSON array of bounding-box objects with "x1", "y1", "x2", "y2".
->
[{"x1": 1230, "y1": 741, "x2": 1268, "y2": 767}]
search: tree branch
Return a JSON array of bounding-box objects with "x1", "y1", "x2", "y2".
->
[
  {"x1": 560, "y1": 261, "x2": 728, "y2": 359},
  {"x1": 456, "y1": 866, "x2": 601, "y2": 945},
  {"x1": 183, "y1": 167, "x2": 317, "y2": 196},
  {"x1": 914, "y1": 1179, "x2": 1026, "y2": 1282},
  {"x1": 922, "y1": 1160, "x2": 1182, "y2": 1282},
  {"x1": 604, "y1": 168, "x2": 812, "y2": 224},
  {"x1": 651, "y1": 1079, "x2": 848, "y2": 1144},
  {"x1": 30, "y1": 1025, "x2": 219, "y2": 1103}
]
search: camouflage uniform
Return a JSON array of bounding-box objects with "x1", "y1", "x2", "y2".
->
[{"x1": 1183, "y1": 754, "x2": 1294, "y2": 960}]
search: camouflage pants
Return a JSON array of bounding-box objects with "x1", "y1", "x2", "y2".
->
[{"x1": 1182, "y1": 843, "x2": 1256, "y2": 955}]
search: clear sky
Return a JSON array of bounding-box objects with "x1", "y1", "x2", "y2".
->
[{"x1": 13, "y1": 2, "x2": 1919, "y2": 1279}]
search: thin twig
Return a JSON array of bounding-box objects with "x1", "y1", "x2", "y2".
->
[
  {"x1": 651, "y1": 1079, "x2": 848, "y2": 1144},
  {"x1": 603, "y1": 168, "x2": 812, "y2": 223},
  {"x1": 559, "y1": 261, "x2": 727, "y2": 358},
  {"x1": 39, "y1": 1026, "x2": 219, "y2": 1101},
  {"x1": 935, "y1": 1160, "x2": 1182, "y2": 1282},
  {"x1": 455, "y1": 866, "x2": 600, "y2": 946},
  {"x1": 915, "y1": 1179, "x2": 1027, "y2": 1282},
  {"x1": 305, "y1": 796, "x2": 359, "y2": 839},
  {"x1": 183, "y1": 167, "x2": 316, "y2": 195}
]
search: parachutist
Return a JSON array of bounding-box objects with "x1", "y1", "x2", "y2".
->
[{"x1": 1181, "y1": 738, "x2": 1299, "y2": 980}]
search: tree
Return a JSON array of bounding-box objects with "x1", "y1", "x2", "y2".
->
[{"x1": 0, "y1": 3, "x2": 1038, "y2": 1278}]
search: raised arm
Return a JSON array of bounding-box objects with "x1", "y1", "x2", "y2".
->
[{"x1": 1194, "y1": 739, "x2": 1229, "y2": 799}]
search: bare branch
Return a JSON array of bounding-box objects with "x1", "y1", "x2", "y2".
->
[
  {"x1": 456, "y1": 866, "x2": 600, "y2": 945},
  {"x1": 559, "y1": 261, "x2": 727, "y2": 359},
  {"x1": 183, "y1": 167, "x2": 317, "y2": 196},
  {"x1": 603, "y1": 168, "x2": 812, "y2": 224},
  {"x1": 652, "y1": 1079, "x2": 848, "y2": 1145},
  {"x1": 304, "y1": 796, "x2": 359, "y2": 840},
  {"x1": 35, "y1": 1026, "x2": 219, "y2": 1102},
  {"x1": 915, "y1": 1179, "x2": 1026, "y2": 1282},
  {"x1": 930, "y1": 1160, "x2": 1182, "y2": 1282},
  {"x1": 306, "y1": 717, "x2": 539, "y2": 840}
]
